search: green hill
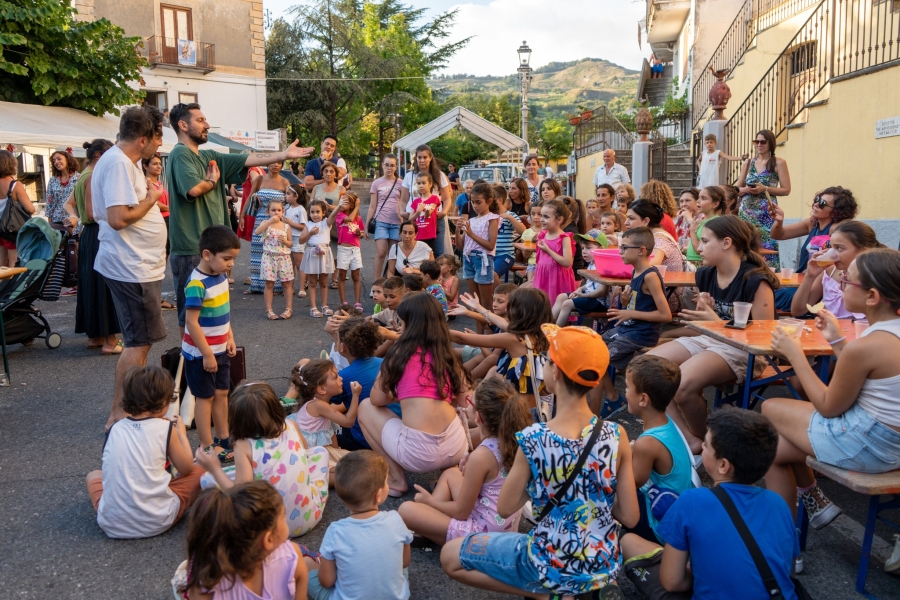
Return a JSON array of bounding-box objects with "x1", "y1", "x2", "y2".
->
[{"x1": 430, "y1": 58, "x2": 639, "y2": 120}]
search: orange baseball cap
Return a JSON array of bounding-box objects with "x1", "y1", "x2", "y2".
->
[{"x1": 540, "y1": 324, "x2": 610, "y2": 387}]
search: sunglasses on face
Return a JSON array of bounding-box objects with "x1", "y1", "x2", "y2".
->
[
  {"x1": 753, "y1": 140, "x2": 768, "y2": 145},
  {"x1": 812, "y1": 195, "x2": 833, "y2": 209}
]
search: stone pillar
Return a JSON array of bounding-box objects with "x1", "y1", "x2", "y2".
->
[
  {"x1": 72, "y1": 0, "x2": 95, "y2": 22},
  {"x1": 247, "y1": 1, "x2": 265, "y2": 73},
  {"x1": 631, "y1": 141, "x2": 652, "y2": 192},
  {"x1": 703, "y1": 119, "x2": 728, "y2": 186}
]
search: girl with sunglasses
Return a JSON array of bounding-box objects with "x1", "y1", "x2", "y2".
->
[{"x1": 765, "y1": 249, "x2": 900, "y2": 529}]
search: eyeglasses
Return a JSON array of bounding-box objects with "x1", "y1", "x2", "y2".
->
[
  {"x1": 839, "y1": 273, "x2": 866, "y2": 291},
  {"x1": 618, "y1": 244, "x2": 644, "y2": 251},
  {"x1": 812, "y1": 195, "x2": 833, "y2": 209},
  {"x1": 753, "y1": 139, "x2": 768, "y2": 145}
]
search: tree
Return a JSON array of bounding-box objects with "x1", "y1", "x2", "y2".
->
[
  {"x1": 536, "y1": 118, "x2": 573, "y2": 167},
  {"x1": 0, "y1": 0, "x2": 145, "y2": 115}
]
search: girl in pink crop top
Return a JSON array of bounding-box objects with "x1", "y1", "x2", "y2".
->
[{"x1": 396, "y1": 350, "x2": 453, "y2": 401}]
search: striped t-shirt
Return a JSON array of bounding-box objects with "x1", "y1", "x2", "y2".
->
[
  {"x1": 496, "y1": 211, "x2": 520, "y2": 257},
  {"x1": 182, "y1": 268, "x2": 230, "y2": 358}
]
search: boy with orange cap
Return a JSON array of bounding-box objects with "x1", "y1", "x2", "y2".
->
[{"x1": 442, "y1": 325, "x2": 640, "y2": 600}]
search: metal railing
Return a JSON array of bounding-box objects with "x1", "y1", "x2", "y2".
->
[
  {"x1": 648, "y1": 131, "x2": 669, "y2": 182},
  {"x1": 692, "y1": 0, "x2": 823, "y2": 129},
  {"x1": 573, "y1": 106, "x2": 636, "y2": 159},
  {"x1": 691, "y1": 129, "x2": 703, "y2": 184},
  {"x1": 724, "y1": 0, "x2": 900, "y2": 183},
  {"x1": 143, "y1": 36, "x2": 216, "y2": 73}
]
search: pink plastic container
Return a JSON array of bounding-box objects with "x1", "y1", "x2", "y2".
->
[{"x1": 591, "y1": 249, "x2": 633, "y2": 278}]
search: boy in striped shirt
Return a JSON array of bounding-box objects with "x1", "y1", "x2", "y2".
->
[{"x1": 183, "y1": 225, "x2": 241, "y2": 462}]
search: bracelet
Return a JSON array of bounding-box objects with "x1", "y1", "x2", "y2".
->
[{"x1": 828, "y1": 336, "x2": 846, "y2": 346}]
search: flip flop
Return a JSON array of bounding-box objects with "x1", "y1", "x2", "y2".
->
[
  {"x1": 160, "y1": 301, "x2": 175, "y2": 310},
  {"x1": 101, "y1": 341, "x2": 124, "y2": 355}
]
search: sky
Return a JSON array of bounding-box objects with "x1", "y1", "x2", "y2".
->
[{"x1": 264, "y1": 0, "x2": 646, "y2": 76}]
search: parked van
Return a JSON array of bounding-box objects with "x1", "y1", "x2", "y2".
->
[{"x1": 459, "y1": 166, "x2": 507, "y2": 185}]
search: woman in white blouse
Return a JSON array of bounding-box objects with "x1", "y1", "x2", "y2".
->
[{"x1": 387, "y1": 221, "x2": 434, "y2": 277}]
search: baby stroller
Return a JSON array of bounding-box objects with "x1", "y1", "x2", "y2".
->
[{"x1": 0, "y1": 219, "x2": 63, "y2": 351}]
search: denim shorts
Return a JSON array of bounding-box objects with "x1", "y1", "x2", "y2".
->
[
  {"x1": 808, "y1": 402, "x2": 900, "y2": 473},
  {"x1": 463, "y1": 252, "x2": 494, "y2": 285},
  {"x1": 458, "y1": 532, "x2": 546, "y2": 594},
  {"x1": 493, "y1": 253, "x2": 515, "y2": 278},
  {"x1": 374, "y1": 220, "x2": 401, "y2": 241}
]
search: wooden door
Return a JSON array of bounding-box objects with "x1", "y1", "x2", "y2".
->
[{"x1": 161, "y1": 5, "x2": 192, "y2": 64}]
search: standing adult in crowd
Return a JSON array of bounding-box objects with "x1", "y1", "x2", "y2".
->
[
  {"x1": 62, "y1": 139, "x2": 121, "y2": 355},
  {"x1": 165, "y1": 103, "x2": 313, "y2": 331},
  {"x1": 366, "y1": 153, "x2": 403, "y2": 279},
  {"x1": 523, "y1": 155, "x2": 543, "y2": 204},
  {"x1": 592, "y1": 149, "x2": 630, "y2": 191},
  {"x1": 141, "y1": 154, "x2": 174, "y2": 310},
  {"x1": 0, "y1": 150, "x2": 35, "y2": 268},
  {"x1": 245, "y1": 161, "x2": 291, "y2": 295},
  {"x1": 639, "y1": 179, "x2": 679, "y2": 240},
  {"x1": 91, "y1": 105, "x2": 166, "y2": 431},
  {"x1": 737, "y1": 129, "x2": 791, "y2": 269},
  {"x1": 447, "y1": 162, "x2": 460, "y2": 198},
  {"x1": 303, "y1": 135, "x2": 347, "y2": 192},
  {"x1": 46, "y1": 150, "x2": 80, "y2": 230},
  {"x1": 399, "y1": 145, "x2": 451, "y2": 256},
  {"x1": 507, "y1": 178, "x2": 530, "y2": 217}
]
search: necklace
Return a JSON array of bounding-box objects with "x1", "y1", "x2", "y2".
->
[{"x1": 349, "y1": 508, "x2": 377, "y2": 516}]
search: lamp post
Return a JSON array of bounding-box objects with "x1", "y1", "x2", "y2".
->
[{"x1": 517, "y1": 40, "x2": 533, "y2": 152}]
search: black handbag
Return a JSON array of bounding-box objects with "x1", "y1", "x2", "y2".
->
[
  {"x1": 367, "y1": 178, "x2": 398, "y2": 235},
  {"x1": 0, "y1": 182, "x2": 31, "y2": 241},
  {"x1": 712, "y1": 486, "x2": 814, "y2": 600}
]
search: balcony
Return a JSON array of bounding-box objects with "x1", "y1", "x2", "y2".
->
[
  {"x1": 143, "y1": 36, "x2": 216, "y2": 74},
  {"x1": 645, "y1": 0, "x2": 691, "y2": 60}
]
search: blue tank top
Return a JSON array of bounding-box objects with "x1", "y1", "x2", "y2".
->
[
  {"x1": 639, "y1": 417, "x2": 695, "y2": 543},
  {"x1": 617, "y1": 266, "x2": 664, "y2": 347},
  {"x1": 797, "y1": 221, "x2": 832, "y2": 273}
]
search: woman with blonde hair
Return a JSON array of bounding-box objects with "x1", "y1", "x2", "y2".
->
[{"x1": 639, "y1": 179, "x2": 678, "y2": 239}]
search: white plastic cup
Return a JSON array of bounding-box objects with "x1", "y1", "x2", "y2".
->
[
  {"x1": 733, "y1": 301, "x2": 752, "y2": 326},
  {"x1": 780, "y1": 268, "x2": 795, "y2": 282},
  {"x1": 779, "y1": 317, "x2": 805, "y2": 339},
  {"x1": 656, "y1": 264, "x2": 668, "y2": 277},
  {"x1": 854, "y1": 319, "x2": 870, "y2": 338}
]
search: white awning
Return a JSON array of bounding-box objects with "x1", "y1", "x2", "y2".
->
[
  {"x1": 0, "y1": 100, "x2": 229, "y2": 154},
  {"x1": 393, "y1": 106, "x2": 528, "y2": 154}
]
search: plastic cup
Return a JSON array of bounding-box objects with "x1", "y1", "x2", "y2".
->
[
  {"x1": 780, "y1": 268, "x2": 795, "y2": 282},
  {"x1": 814, "y1": 248, "x2": 839, "y2": 267},
  {"x1": 656, "y1": 265, "x2": 668, "y2": 277},
  {"x1": 854, "y1": 319, "x2": 870, "y2": 338},
  {"x1": 779, "y1": 317, "x2": 805, "y2": 339},
  {"x1": 732, "y1": 301, "x2": 752, "y2": 326}
]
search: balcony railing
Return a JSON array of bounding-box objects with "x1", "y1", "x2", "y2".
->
[
  {"x1": 691, "y1": 0, "x2": 823, "y2": 129},
  {"x1": 143, "y1": 36, "x2": 216, "y2": 73},
  {"x1": 724, "y1": 0, "x2": 900, "y2": 183}
]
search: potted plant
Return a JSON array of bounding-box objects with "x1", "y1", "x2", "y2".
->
[
  {"x1": 569, "y1": 115, "x2": 582, "y2": 126},
  {"x1": 581, "y1": 109, "x2": 593, "y2": 121}
]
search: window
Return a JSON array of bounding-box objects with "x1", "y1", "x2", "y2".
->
[
  {"x1": 789, "y1": 41, "x2": 817, "y2": 77},
  {"x1": 143, "y1": 91, "x2": 167, "y2": 111},
  {"x1": 178, "y1": 92, "x2": 198, "y2": 105},
  {"x1": 161, "y1": 5, "x2": 192, "y2": 64}
]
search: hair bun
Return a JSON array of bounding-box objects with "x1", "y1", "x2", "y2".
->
[{"x1": 83, "y1": 142, "x2": 91, "y2": 150}]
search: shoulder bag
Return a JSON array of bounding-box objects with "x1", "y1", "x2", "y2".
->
[
  {"x1": 712, "y1": 486, "x2": 813, "y2": 600},
  {"x1": 536, "y1": 420, "x2": 604, "y2": 523},
  {"x1": 367, "y1": 178, "x2": 398, "y2": 235},
  {"x1": 0, "y1": 181, "x2": 32, "y2": 241}
]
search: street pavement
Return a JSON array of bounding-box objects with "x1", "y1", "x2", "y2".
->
[{"x1": 1, "y1": 223, "x2": 899, "y2": 599}]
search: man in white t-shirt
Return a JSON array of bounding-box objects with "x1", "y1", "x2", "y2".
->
[
  {"x1": 592, "y1": 149, "x2": 631, "y2": 190},
  {"x1": 92, "y1": 105, "x2": 166, "y2": 430}
]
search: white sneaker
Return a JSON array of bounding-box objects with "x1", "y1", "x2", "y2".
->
[
  {"x1": 794, "y1": 555, "x2": 804, "y2": 574},
  {"x1": 886, "y1": 534, "x2": 900, "y2": 575}
]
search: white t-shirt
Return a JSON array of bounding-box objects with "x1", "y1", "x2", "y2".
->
[
  {"x1": 388, "y1": 241, "x2": 433, "y2": 269},
  {"x1": 303, "y1": 219, "x2": 331, "y2": 245},
  {"x1": 285, "y1": 205, "x2": 308, "y2": 243},
  {"x1": 401, "y1": 170, "x2": 450, "y2": 198},
  {"x1": 91, "y1": 146, "x2": 167, "y2": 282},
  {"x1": 97, "y1": 417, "x2": 179, "y2": 539}
]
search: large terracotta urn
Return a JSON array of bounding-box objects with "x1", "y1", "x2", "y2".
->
[
  {"x1": 635, "y1": 96, "x2": 653, "y2": 142},
  {"x1": 709, "y1": 66, "x2": 732, "y2": 121}
]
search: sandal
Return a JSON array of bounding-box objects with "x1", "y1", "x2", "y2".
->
[
  {"x1": 297, "y1": 290, "x2": 307, "y2": 298},
  {"x1": 101, "y1": 340, "x2": 124, "y2": 355},
  {"x1": 244, "y1": 277, "x2": 251, "y2": 285},
  {"x1": 201, "y1": 443, "x2": 234, "y2": 465},
  {"x1": 280, "y1": 308, "x2": 293, "y2": 320},
  {"x1": 228, "y1": 276, "x2": 235, "y2": 284},
  {"x1": 310, "y1": 308, "x2": 324, "y2": 318},
  {"x1": 322, "y1": 306, "x2": 334, "y2": 316},
  {"x1": 353, "y1": 303, "x2": 364, "y2": 311},
  {"x1": 329, "y1": 280, "x2": 339, "y2": 289},
  {"x1": 266, "y1": 310, "x2": 280, "y2": 320},
  {"x1": 160, "y1": 300, "x2": 175, "y2": 310}
]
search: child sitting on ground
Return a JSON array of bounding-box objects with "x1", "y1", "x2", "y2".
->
[
  {"x1": 86, "y1": 366, "x2": 202, "y2": 539},
  {"x1": 307, "y1": 451, "x2": 413, "y2": 600},
  {"x1": 624, "y1": 355, "x2": 697, "y2": 544},
  {"x1": 621, "y1": 408, "x2": 799, "y2": 600},
  {"x1": 401, "y1": 272, "x2": 424, "y2": 292},
  {"x1": 196, "y1": 382, "x2": 330, "y2": 537},
  {"x1": 442, "y1": 325, "x2": 639, "y2": 599},
  {"x1": 437, "y1": 254, "x2": 461, "y2": 311},
  {"x1": 183, "y1": 225, "x2": 241, "y2": 462},
  {"x1": 595, "y1": 226, "x2": 671, "y2": 418},
  {"x1": 372, "y1": 276, "x2": 404, "y2": 330},
  {"x1": 398, "y1": 378, "x2": 532, "y2": 545},
  {"x1": 451, "y1": 284, "x2": 516, "y2": 379},
  {"x1": 551, "y1": 229, "x2": 607, "y2": 326},
  {"x1": 419, "y1": 259, "x2": 448, "y2": 315},
  {"x1": 176, "y1": 481, "x2": 311, "y2": 599},
  {"x1": 371, "y1": 277, "x2": 386, "y2": 315}
]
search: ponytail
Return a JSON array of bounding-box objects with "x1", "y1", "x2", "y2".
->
[
  {"x1": 832, "y1": 220, "x2": 885, "y2": 250},
  {"x1": 181, "y1": 482, "x2": 283, "y2": 595},
  {"x1": 702, "y1": 186, "x2": 728, "y2": 216},
  {"x1": 704, "y1": 215, "x2": 780, "y2": 289},
  {"x1": 471, "y1": 379, "x2": 532, "y2": 470}
]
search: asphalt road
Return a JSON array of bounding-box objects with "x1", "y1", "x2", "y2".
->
[{"x1": 1, "y1": 226, "x2": 898, "y2": 599}]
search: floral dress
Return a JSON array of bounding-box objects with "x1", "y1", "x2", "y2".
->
[
  {"x1": 200, "y1": 422, "x2": 329, "y2": 537},
  {"x1": 45, "y1": 173, "x2": 79, "y2": 224},
  {"x1": 250, "y1": 188, "x2": 286, "y2": 293},
  {"x1": 739, "y1": 161, "x2": 780, "y2": 269}
]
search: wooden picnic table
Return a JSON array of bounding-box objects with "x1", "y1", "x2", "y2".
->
[
  {"x1": 578, "y1": 269, "x2": 805, "y2": 289},
  {"x1": 512, "y1": 241, "x2": 537, "y2": 252}
]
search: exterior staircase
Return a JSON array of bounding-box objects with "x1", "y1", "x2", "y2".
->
[
  {"x1": 665, "y1": 145, "x2": 694, "y2": 192},
  {"x1": 641, "y1": 65, "x2": 673, "y2": 106}
]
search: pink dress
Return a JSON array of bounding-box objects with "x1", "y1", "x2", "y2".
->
[
  {"x1": 533, "y1": 230, "x2": 577, "y2": 301},
  {"x1": 211, "y1": 540, "x2": 299, "y2": 599},
  {"x1": 446, "y1": 438, "x2": 520, "y2": 541}
]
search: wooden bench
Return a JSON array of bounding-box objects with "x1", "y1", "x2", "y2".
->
[{"x1": 801, "y1": 458, "x2": 900, "y2": 597}]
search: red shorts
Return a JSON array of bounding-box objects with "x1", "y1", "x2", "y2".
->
[{"x1": 0, "y1": 237, "x2": 15, "y2": 250}]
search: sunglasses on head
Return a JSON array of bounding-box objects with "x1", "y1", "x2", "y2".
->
[{"x1": 403, "y1": 258, "x2": 410, "y2": 267}]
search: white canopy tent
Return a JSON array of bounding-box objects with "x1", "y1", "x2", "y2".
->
[{"x1": 392, "y1": 106, "x2": 528, "y2": 167}]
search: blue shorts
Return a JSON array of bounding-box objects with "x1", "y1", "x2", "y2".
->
[
  {"x1": 651, "y1": 64, "x2": 664, "y2": 74},
  {"x1": 458, "y1": 532, "x2": 546, "y2": 594},
  {"x1": 374, "y1": 221, "x2": 401, "y2": 241},
  {"x1": 463, "y1": 252, "x2": 495, "y2": 285},
  {"x1": 184, "y1": 353, "x2": 231, "y2": 399},
  {"x1": 572, "y1": 296, "x2": 609, "y2": 314},
  {"x1": 494, "y1": 254, "x2": 515, "y2": 278},
  {"x1": 808, "y1": 402, "x2": 900, "y2": 473}
]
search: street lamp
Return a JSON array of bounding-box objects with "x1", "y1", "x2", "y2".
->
[{"x1": 517, "y1": 40, "x2": 533, "y2": 151}]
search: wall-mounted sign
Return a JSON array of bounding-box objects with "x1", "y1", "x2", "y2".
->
[
  {"x1": 875, "y1": 116, "x2": 900, "y2": 139},
  {"x1": 254, "y1": 130, "x2": 280, "y2": 151},
  {"x1": 213, "y1": 129, "x2": 282, "y2": 151}
]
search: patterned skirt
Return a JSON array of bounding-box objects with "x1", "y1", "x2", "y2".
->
[{"x1": 249, "y1": 189, "x2": 285, "y2": 293}]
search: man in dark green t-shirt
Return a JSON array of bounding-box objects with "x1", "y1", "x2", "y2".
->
[{"x1": 165, "y1": 102, "x2": 314, "y2": 333}]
